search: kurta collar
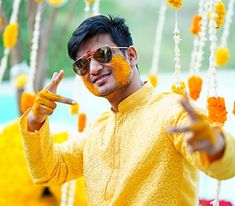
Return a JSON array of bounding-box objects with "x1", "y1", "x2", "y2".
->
[{"x1": 115, "y1": 82, "x2": 154, "y2": 113}]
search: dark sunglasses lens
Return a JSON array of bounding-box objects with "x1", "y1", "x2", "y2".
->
[
  {"x1": 73, "y1": 58, "x2": 89, "y2": 76},
  {"x1": 94, "y1": 47, "x2": 112, "y2": 63}
]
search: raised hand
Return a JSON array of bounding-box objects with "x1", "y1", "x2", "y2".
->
[
  {"x1": 27, "y1": 70, "x2": 76, "y2": 131},
  {"x1": 168, "y1": 98, "x2": 225, "y2": 165}
]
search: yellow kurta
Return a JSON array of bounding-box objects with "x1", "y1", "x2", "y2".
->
[{"x1": 20, "y1": 83, "x2": 235, "y2": 206}]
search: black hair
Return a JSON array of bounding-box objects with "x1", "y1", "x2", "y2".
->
[{"x1": 67, "y1": 15, "x2": 133, "y2": 60}]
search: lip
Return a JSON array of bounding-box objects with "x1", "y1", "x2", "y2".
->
[{"x1": 92, "y1": 73, "x2": 111, "y2": 84}]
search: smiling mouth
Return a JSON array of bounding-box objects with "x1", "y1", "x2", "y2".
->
[{"x1": 92, "y1": 73, "x2": 111, "y2": 84}]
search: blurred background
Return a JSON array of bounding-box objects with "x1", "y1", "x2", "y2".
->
[{"x1": 0, "y1": 0, "x2": 235, "y2": 205}]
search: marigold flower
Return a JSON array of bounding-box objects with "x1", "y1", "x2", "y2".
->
[
  {"x1": 46, "y1": 0, "x2": 67, "y2": 7},
  {"x1": 215, "y1": 47, "x2": 229, "y2": 66},
  {"x1": 233, "y1": 102, "x2": 235, "y2": 115},
  {"x1": 171, "y1": 81, "x2": 186, "y2": 96},
  {"x1": 87, "y1": 0, "x2": 94, "y2": 4},
  {"x1": 207, "y1": 96, "x2": 227, "y2": 124},
  {"x1": 15, "y1": 74, "x2": 28, "y2": 89},
  {"x1": 0, "y1": 17, "x2": 3, "y2": 30},
  {"x1": 34, "y1": 0, "x2": 42, "y2": 3},
  {"x1": 3, "y1": 23, "x2": 19, "y2": 48},
  {"x1": 190, "y1": 15, "x2": 202, "y2": 35},
  {"x1": 215, "y1": 1, "x2": 226, "y2": 28},
  {"x1": 188, "y1": 75, "x2": 203, "y2": 100},
  {"x1": 148, "y1": 74, "x2": 158, "y2": 88},
  {"x1": 70, "y1": 102, "x2": 79, "y2": 115},
  {"x1": 78, "y1": 113, "x2": 87, "y2": 132},
  {"x1": 20, "y1": 91, "x2": 36, "y2": 113},
  {"x1": 166, "y1": 0, "x2": 183, "y2": 9}
]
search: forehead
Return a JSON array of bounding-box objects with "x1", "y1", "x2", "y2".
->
[{"x1": 76, "y1": 34, "x2": 117, "y2": 58}]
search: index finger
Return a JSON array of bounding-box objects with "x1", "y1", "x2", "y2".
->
[
  {"x1": 45, "y1": 70, "x2": 64, "y2": 91},
  {"x1": 179, "y1": 98, "x2": 201, "y2": 122}
]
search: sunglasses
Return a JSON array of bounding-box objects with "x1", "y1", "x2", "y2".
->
[{"x1": 73, "y1": 46, "x2": 128, "y2": 76}]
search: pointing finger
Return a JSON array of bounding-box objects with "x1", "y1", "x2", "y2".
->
[{"x1": 45, "y1": 70, "x2": 64, "y2": 92}]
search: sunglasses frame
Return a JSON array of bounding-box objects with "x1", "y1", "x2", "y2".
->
[{"x1": 73, "y1": 46, "x2": 128, "y2": 76}]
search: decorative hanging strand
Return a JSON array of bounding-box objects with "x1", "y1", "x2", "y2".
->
[
  {"x1": 92, "y1": 0, "x2": 100, "y2": 16},
  {"x1": 28, "y1": 2, "x2": 43, "y2": 92},
  {"x1": 61, "y1": 179, "x2": 76, "y2": 206},
  {"x1": 207, "y1": 0, "x2": 218, "y2": 98},
  {"x1": 193, "y1": 1, "x2": 209, "y2": 74},
  {"x1": 189, "y1": 0, "x2": 205, "y2": 74},
  {"x1": 210, "y1": 180, "x2": 221, "y2": 206},
  {"x1": 0, "y1": 0, "x2": 21, "y2": 83},
  {"x1": 150, "y1": 2, "x2": 167, "y2": 75},
  {"x1": 220, "y1": 0, "x2": 234, "y2": 47}
]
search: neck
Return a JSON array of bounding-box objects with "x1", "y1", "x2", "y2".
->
[{"x1": 107, "y1": 76, "x2": 144, "y2": 112}]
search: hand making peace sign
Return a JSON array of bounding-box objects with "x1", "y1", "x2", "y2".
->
[
  {"x1": 168, "y1": 98, "x2": 225, "y2": 164},
  {"x1": 27, "y1": 70, "x2": 76, "y2": 131}
]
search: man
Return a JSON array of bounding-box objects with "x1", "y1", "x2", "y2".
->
[{"x1": 20, "y1": 15, "x2": 235, "y2": 206}]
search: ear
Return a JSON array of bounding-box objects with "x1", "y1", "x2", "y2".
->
[{"x1": 127, "y1": 46, "x2": 137, "y2": 67}]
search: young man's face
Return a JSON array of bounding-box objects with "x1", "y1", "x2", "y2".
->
[{"x1": 75, "y1": 34, "x2": 133, "y2": 97}]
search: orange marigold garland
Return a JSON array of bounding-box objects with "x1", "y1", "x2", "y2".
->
[
  {"x1": 20, "y1": 91, "x2": 36, "y2": 113},
  {"x1": 78, "y1": 113, "x2": 87, "y2": 132},
  {"x1": 215, "y1": 47, "x2": 230, "y2": 66},
  {"x1": 188, "y1": 75, "x2": 203, "y2": 100},
  {"x1": 190, "y1": 15, "x2": 202, "y2": 35},
  {"x1": 207, "y1": 96, "x2": 227, "y2": 124},
  {"x1": 166, "y1": 0, "x2": 183, "y2": 9},
  {"x1": 171, "y1": 81, "x2": 186, "y2": 96}
]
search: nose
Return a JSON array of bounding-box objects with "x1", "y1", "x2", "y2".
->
[{"x1": 89, "y1": 58, "x2": 103, "y2": 75}]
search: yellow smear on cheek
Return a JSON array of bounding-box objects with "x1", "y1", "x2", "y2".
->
[
  {"x1": 111, "y1": 55, "x2": 131, "y2": 86},
  {"x1": 82, "y1": 76, "x2": 100, "y2": 96}
]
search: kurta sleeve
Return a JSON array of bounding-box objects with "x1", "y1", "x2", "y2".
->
[
  {"x1": 171, "y1": 108, "x2": 235, "y2": 180},
  {"x1": 19, "y1": 109, "x2": 86, "y2": 186}
]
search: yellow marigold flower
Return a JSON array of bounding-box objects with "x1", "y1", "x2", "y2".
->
[
  {"x1": 20, "y1": 91, "x2": 36, "y2": 113},
  {"x1": 70, "y1": 102, "x2": 79, "y2": 115},
  {"x1": 78, "y1": 113, "x2": 87, "y2": 132},
  {"x1": 87, "y1": 0, "x2": 94, "y2": 4},
  {"x1": 148, "y1": 74, "x2": 158, "y2": 88},
  {"x1": 3, "y1": 23, "x2": 19, "y2": 48},
  {"x1": 188, "y1": 75, "x2": 203, "y2": 100},
  {"x1": 15, "y1": 74, "x2": 28, "y2": 89},
  {"x1": 166, "y1": 0, "x2": 183, "y2": 9},
  {"x1": 207, "y1": 96, "x2": 227, "y2": 124},
  {"x1": 215, "y1": 1, "x2": 226, "y2": 28},
  {"x1": 47, "y1": 0, "x2": 67, "y2": 7},
  {"x1": 171, "y1": 81, "x2": 186, "y2": 96},
  {"x1": 215, "y1": 47, "x2": 230, "y2": 66},
  {"x1": 190, "y1": 15, "x2": 202, "y2": 35},
  {"x1": 53, "y1": 132, "x2": 68, "y2": 143}
]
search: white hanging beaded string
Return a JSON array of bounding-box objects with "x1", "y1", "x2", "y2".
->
[
  {"x1": 207, "y1": 0, "x2": 221, "y2": 205},
  {"x1": 0, "y1": 0, "x2": 21, "y2": 83},
  {"x1": 84, "y1": 0, "x2": 91, "y2": 18},
  {"x1": 61, "y1": 179, "x2": 77, "y2": 206},
  {"x1": 61, "y1": 181, "x2": 69, "y2": 206},
  {"x1": 207, "y1": 0, "x2": 219, "y2": 98},
  {"x1": 173, "y1": 10, "x2": 181, "y2": 85},
  {"x1": 150, "y1": 2, "x2": 167, "y2": 76},
  {"x1": 92, "y1": 0, "x2": 100, "y2": 16},
  {"x1": 189, "y1": 0, "x2": 205, "y2": 75},
  {"x1": 219, "y1": 0, "x2": 235, "y2": 48},
  {"x1": 28, "y1": 2, "x2": 43, "y2": 93},
  {"x1": 193, "y1": 0, "x2": 209, "y2": 75}
]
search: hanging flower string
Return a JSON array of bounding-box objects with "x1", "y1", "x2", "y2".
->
[
  {"x1": 214, "y1": 1, "x2": 226, "y2": 29},
  {"x1": 166, "y1": 0, "x2": 183, "y2": 9},
  {"x1": 216, "y1": 0, "x2": 234, "y2": 67},
  {"x1": 92, "y1": 0, "x2": 100, "y2": 16},
  {"x1": 171, "y1": 11, "x2": 186, "y2": 96},
  {"x1": 0, "y1": 0, "x2": 21, "y2": 83},
  {"x1": 61, "y1": 180, "x2": 77, "y2": 206},
  {"x1": 206, "y1": 0, "x2": 227, "y2": 123},
  {"x1": 190, "y1": 15, "x2": 202, "y2": 35},
  {"x1": 28, "y1": 2, "x2": 43, "y2": 93},
  {"x1": 188, "y1": 75, "x2": 203, "y2": 100},
  {"x1": 78, "y1": 113, "x2": 87, "y2": 133},
  {"x1": 148, "y1": 2, "x2": 167, "y2": 88},
  {"x1": 84, "y1": 0, "x2": 94, "y2": 18}
]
